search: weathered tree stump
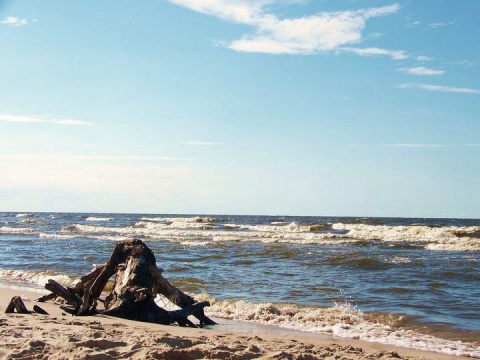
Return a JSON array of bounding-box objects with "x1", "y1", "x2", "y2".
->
[{"x1": 40, "y1": 239, "x2": 215, "y2": 327}]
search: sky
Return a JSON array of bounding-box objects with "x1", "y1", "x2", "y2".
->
[{"x1": 0, "y1": 0, "x2": 479, "y2": 218}]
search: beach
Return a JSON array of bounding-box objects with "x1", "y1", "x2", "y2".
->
[{"x1": 0, "y1": 286, "x2": 470, "y2": 360}]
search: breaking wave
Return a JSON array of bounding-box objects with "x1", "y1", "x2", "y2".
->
[
  {"x1": 196, "y1": 295, "x2": 480, "y2": 358},
  {"x1": 0, "y1": 269, "x2": 77, "y2": 288},
  {"x1": 85, "y1": 217, "x2": 115, "y2": 222},
  {"x1": 53, "y1": 217, "x2": 480, "y2": 252}
]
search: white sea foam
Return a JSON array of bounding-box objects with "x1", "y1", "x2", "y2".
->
[
  {"x1": 198, "y1": 295, "x2": 480, "y2": 358},
  {"x1": 0, "y1": 269, "x2": 76, "y2": 288},
  {"x1": 332, "y1": 223, "x2": 480, "y2": 251},
  {"x1": 61, "y1": 222, "x2": 349, "y2": 246},
  {"x1": 223, "y1": 224, "x2": 243, "y2": 230},
  {"x1": 85, "y1": 217, "x2": 114, "y2": 221},
  {"x1": 180, "y1": 240, "x2": 213, "y2": 247},
  {"x1": 57, "y1": 221, "x2": 480, "y2": 251},
  {"x1": 389, "y1": 256, "x2": 411, "y2": 264},
  {"x1": 39, "y1": 233, "x2": 79, "y2": 239},
  {"x1": 0, "y1": 226, "x2": 37, "y2": 235},
  {"x1": 16, "y1": 213, "x2": 34, "y2": 218},
  {"x1": 140, "y1": 217, "x2": 171, "y2": 223}
]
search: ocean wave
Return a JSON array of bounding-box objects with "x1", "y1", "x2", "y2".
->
[
  {"x1": 0, "y1": 226, "x2": 37, "y2": 235},
  {"x1": 38, "y1": 233, "x2": 79, "y2": 239},
  {"x1": 180, "y1": 240, "x2": 213, "y2": 247},
  {"x1": 51, "y1": 221, "x2": 480, "y2": 251},
  {"x1": 21, "y1": 219, "x2": 47, "y2": 225},
  {"x1": 196, "y1": 295, "x2": 480, "y2": 358},
  {"x1": 332, "y1": 223, "x2": 480, "y2": 252},
  {"x1": 85, "y1": 217, "x2": 115, "y2": 221},
  {"x1": 16, "y1": 213, "x2": 34, "y2": 218},
  {"x1": 59, "y1": 222, "x2": 352, "y2": 245},
  {"x1": 0, "y1": 269, "x2": 77, "y2": 288}
]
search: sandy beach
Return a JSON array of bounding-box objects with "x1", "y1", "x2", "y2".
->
[{"x1": 0, "y1": 285, "x2": 470, "y2": 360}]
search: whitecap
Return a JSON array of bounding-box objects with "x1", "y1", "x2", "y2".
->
[
  {"x1": 0, "y1": 226, "x2": 37, "y2": 235},
  {"x1": 85, "y1": 217, "x2": 114, "y2": 221},
  {"x1": 16, "y1": 213, "x2": 34, "y2": 218},
  {"x1": 0, "y1": 269, "x2": 77, "y2": 288}
]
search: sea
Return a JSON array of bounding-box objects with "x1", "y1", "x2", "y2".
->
[{"x1": 0, "y1": 212, "x2": 479, "y2": 357}]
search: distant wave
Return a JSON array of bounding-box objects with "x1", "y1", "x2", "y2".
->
[
  {"x1": 16, "y1": 213, "x2": 34, "y2": 218},
  {"x1": 0, "y1": 226, "x2": 37, "y2": 235},
  {"x1": 56, "y1": 219, "x2": 480, "y2": 252},
  {"x1": 85, "y1": 217, "x2": 114, "y2": 221}
]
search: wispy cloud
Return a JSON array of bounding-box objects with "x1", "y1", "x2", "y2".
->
[
  {"x1": 384, "y1": 143, "x2": 444, "y2": 148},
  {"x1": 430, "y1": 21, "x2": 455, "y2": 29},
  {"x1": 0, "y1": 114, "x2": 94, "y2": 126},
  {"x1": 405, "y1": 19, "x2": 421, "y2": 28},
  {"x1": 170, "y1": 1, "x2": 401, "y2": 56},
  {"x1": 183, "y1": 141, "x2": 223, "y2": 146},
  {"x1": 396, "y1": 83, "x2": 480, "y2": 94},
  {"x1": 451, "y1": 59, "x2": 477, "y2": 68},
  {"x1": 385, "y1": 144, "x2": 480, "y2": 149},
  {"x1": 399, "y1": 66, "x2": 445, "y2": 76},
  {"x1": 0, "y1": 16, "x2": 28, "y2": 26},
  {"x1": 355, "y1": 144, "x2": 480, "y2": 149},
  {"x1": 342, "y1": 46, "x2": 408, "y2": 60},
  {"x1": 337, "y1": 96, "x2": 353, "y2": 101},
  {"x1": 416, "y1": 55, "x2": 433, "y2": 61}
]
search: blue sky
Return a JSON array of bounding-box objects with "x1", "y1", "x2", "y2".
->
[{"x1": 1, "y1": 0, "x2": 479, "y2": 218}]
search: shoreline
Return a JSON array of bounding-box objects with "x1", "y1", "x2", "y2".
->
[{"x1": 0, "y1": 285, "x2": 471, "y2": 360}]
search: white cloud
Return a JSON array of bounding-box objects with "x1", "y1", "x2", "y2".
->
[
  {"x1": 169, "y1": 0, "x2": 264, "y2": 24},
  {"x1": 430, "y1": 21, "x2": 455, "y2": 29},
  {"x1": 453, "y1": 59, "x2": 477, "y2": 68},
  {"x1": 396, "y1": 83, "x2": 480, "y2": 94},
  {"x1": 399, "y1": 66, "x2": 445, "y2": 76},
  {"x1": 170, "y1": 1, "x2": 401, "y2": 55},
  {"x1": 342, "y1": 46, "x2": 408, "y2": 60},
  {"x1": 405, "y1": 18, "x2": 421, "y2": 28},
  {"x1": 49, "y1": 119, "x2": 94, "y2": 126},
  {"x1": 0, "y1": 16, "x2": 28, "y2": 26},
  {"x1": 416, "y1": 55, "x2": 433, "y2": 61},
  {"x1": 0, "y1": 114, "x2": 94, "y2": 126}
]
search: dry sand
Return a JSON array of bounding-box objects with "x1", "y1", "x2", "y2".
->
[{"x1": 0, "y1": 286, "x2": 470, "y2": 360}]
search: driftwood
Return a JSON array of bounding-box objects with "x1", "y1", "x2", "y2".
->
[
  {"x1": 4, "y1": 296, "x2": 48, "y2": 315},
  {"x1": 5, "y1": 296, "x2": 31, "y2": 314},
  {"x1": 37, "y1": 239, "x2": 215, "y2": 327}
]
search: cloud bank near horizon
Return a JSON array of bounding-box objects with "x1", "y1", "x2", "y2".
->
[{"x1": 169, "y1": 0, "x2": 403, "y2": 57}]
